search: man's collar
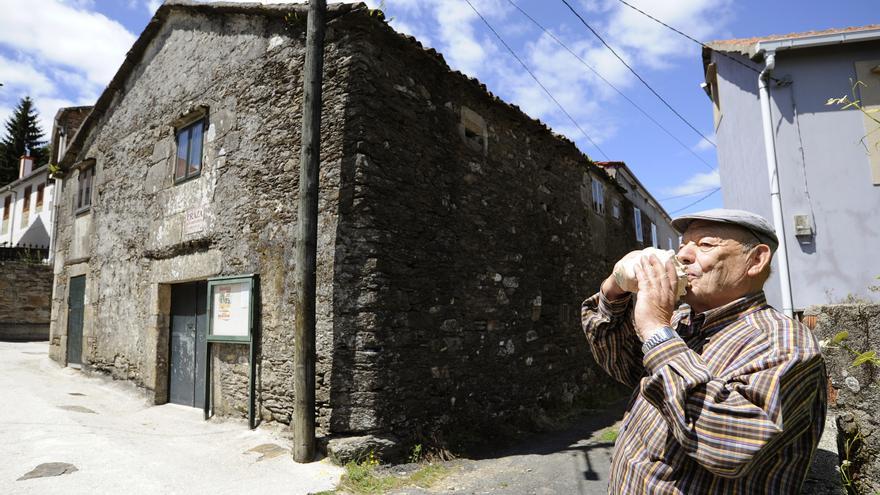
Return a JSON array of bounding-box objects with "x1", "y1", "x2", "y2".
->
[{"x1": 673, "y1": 292, "x2": 768, "y2": 336}]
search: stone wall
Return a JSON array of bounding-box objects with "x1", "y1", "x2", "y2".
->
[
  {"x1": 49, "y1": 3, "x2": 641, "y2": 454},
  {"x1": 50, "y1": 6, "x2": 353, "y2": 423},
  {"x1": 323, "y1": 13, "x2": 639, "y2": 449},
  {"x1": 810, "y1": 304, "x2": 880, "y2": 494},
  {"x1": 0, "y1": 260, "x2": 52, "y2": 341}
]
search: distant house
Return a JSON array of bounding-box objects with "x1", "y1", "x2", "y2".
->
[
  {"x1": 703, "y1": 25, "x2": 880, "y2": 314},
  {"x1": 0, "y1": 156, "x2": 54, "y2": 250},
  {"x1": 49, "y1": 1, "x2": 651, "y2": 451},
  {"x1": 596, "y1": 161, "x2": 677, "y2": 251}
]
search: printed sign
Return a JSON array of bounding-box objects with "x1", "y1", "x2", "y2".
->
[
  {"x1": 184, "y1": 207, "x2": 206, "y2": 236},
  {"x1": 210, "y1": 281, "x2": 250, "y2": 338}
]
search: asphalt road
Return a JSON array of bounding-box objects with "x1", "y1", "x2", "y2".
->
[{"x1": 0, "y1": 341, "x2": 342, "y2": 495}]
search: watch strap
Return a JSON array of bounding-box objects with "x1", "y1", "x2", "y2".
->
[{"x1": 642, "y1": 326, "x2": 678, "y2": 354}]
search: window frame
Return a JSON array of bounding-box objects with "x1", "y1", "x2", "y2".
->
[
  {"x1": 2, "y1": 194, "x2": 10, "y2": 234},
  {"x1": 651, "y1": 222, "x2": 658, "y2": 248},
  {"x1": 75, "y1": 165, "x2": 94, "y2": 215},
  {"x1": 174, "y1": 118, "x2": 206, "y2": 184},
  {"x1": 36, "y1": 183, "x2": 45, "y2": 212},
  {"x1": 21, "y1": 185, "x2": 31, "y2": 227},
  {"x1": 634, "y1": 207, "x2": 643, "y2": 242},
  {"x1": 591, "y1": 178, "x2": 605, "y2": 214}
]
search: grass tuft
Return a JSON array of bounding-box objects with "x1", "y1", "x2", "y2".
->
[
  {"x1": 325, "y1": 450, "x2": 452, "y2": 495},
  {"x1": 598, "y1": 427, "x2": 619, "y2": 443}
]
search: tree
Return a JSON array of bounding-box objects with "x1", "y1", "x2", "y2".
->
[{"x1": 0, "y1": 96, "x2": 48, "y2": 186}]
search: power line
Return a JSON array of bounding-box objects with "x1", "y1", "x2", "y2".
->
[
  {"x1": 462, "y1": 0, "x2": 610, "y2": 161},
  {"x1": 559, "y1": 0, "x2": 716, "y2": 150},
  {"x1": 669, "y1": 187, "x2": 720, "y2": 214},
  {"x1": 505, "y1": 0, "x2": 714, "y2": 171},
  {"x1": 659, "y1": 187, "x2": 718, "y2": 201},
  {"x1": 612, "y1": 0, "x2": 781, "y2": 83}
]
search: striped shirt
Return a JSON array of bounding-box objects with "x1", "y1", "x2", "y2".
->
[{"x1": 581, "y1": 291, "x2": 826, "y2": 494}]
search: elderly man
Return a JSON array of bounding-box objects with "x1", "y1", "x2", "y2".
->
[{"x1": 582, "y1": 209, "x2": 826, "y2": 494}]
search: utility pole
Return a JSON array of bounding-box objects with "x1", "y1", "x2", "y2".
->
[{"x1": 293, "y1": 0, "x2": 326, "y2": 463}]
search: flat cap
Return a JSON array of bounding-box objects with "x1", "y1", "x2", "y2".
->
[{"x1": 672, "y1": 208, "x2": 779, "y2": 252}]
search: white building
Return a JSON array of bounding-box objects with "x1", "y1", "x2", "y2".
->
[{"x1": 0, "y1": 156, "x2": 54, "y2": 249}]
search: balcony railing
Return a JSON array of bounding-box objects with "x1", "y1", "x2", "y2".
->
[{"x1": 0, "y1": 244, "x2": 50, "y2": 263}]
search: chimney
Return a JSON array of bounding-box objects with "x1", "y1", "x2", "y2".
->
[{"x1": 19, "y1": 155, "x2": 34, "y2": 179}]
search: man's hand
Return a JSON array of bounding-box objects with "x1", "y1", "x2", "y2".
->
[
  {"x1": 632, "y1": 255, "x2": 679, "y2": 341},
  {"x1": 601, "y1": 250, "x2": 644, "y2": 300}
]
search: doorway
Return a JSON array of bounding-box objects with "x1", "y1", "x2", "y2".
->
[
  {"x1": 169, "y1": 281, "x2": 207, "y2": 408},
  {"x1": 66, "y1": 275, "x2": 85, "y2": 366}
]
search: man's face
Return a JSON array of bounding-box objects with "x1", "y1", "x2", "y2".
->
[{"x1": 676, "y1": 221, "x2": 757, "y2": 313}]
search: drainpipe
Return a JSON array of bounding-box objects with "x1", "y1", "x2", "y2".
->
[
  {"x1": 758, "y1": 51, "x2": 794, "y2": 318},
  {"x1": 48, "y1": 177, "x2": 61, "y2": 262}
]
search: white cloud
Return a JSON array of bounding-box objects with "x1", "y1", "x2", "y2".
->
[
  {"x1": 0, "y1": 0, "x2": 135, "y2": 86},
  {"x1": 61, "y1": 0, "x2": 96, "y2": 8},
  {"x1": 146, "y1": 0, "x2": 162, "y2": 14},
  {"x1": 0, "y1": 0, "x2": 137, "y2": 141},
  {"x1": 0, "y1": 55, "x2": 56, "y2": 97},
  {"x1": 665, "y1": 169, "x2": 720, "y2": 196},
  {"x1": 603, "y1": 0, "x2": 734, "y2": 70},
  {"x1": 692, "y1": 137, "x2": 715, "y2": 152}
]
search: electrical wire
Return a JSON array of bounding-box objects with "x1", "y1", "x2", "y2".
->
[
  {"x1": 612, "y1": 0, "x2": 782, "y2": 83},
  {"x1": 559, "y1": 0, "x2": 716, "y2": 150},
  {"x1": 669, "y1": 187, "x2": 720, "y2": 214},
  {"x1": 505, "y1": 0, "x2": 715, "y2": 171},
  {"x1": 462, "y1": 0, "x2": 611, "y2": 160},
  {"x1": 658, "y1": 187, "x2": 718, "y2": 201}
]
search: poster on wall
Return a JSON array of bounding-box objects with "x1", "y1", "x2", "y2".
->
[{"x1": 208, "y1": 278, "x2": 252, "y2": 341}]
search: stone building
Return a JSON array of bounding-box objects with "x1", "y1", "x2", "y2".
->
[
  {"x1": 596, "y1": 161, "x2": 677, "y2": 251},
  {"x1": 50, "y1": 1, "x2": 649, "y2": 450}
]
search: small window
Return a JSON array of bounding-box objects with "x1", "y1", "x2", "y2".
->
[
  {"x1": 668, "y1": 237, "x2": 673, "y2": 250},
  {"x1": 175, "y1": 119, "x2": 205, "y2": 182},
  {"x1": 21, "y1": 185, "x2": 31, "y2": 227},
  {"x1": 36, "y1": 183, "x2": 45, "y2": 212},
  {"x1": 76, "y1": 166, "x2": 93, "y2": 213},
  {"x1": 612, "y1": 200, "x2": 621, "y2": 219},
  {"x1": 651, "y1": 223, "x2": 658, "y2": 248},
  {"x1": 634, "y1": 207, "x2": 643, "y2": 242},
  {"x1": 591, "y1": 179, "x2": 605, "y2": 214}
]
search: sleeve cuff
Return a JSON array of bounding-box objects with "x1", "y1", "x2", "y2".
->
[
  {"x1": 597, "y1": 290, "x2": 632, "y2": 318},
  {"x1": 643, "y1": 337, "x2": 689, "y2": 374}
]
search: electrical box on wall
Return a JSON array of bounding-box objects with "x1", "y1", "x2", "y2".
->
[{"x1": 793, "y1": 214, "x2": 813, "y2": 239}]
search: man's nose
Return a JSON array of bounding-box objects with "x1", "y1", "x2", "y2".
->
[{"x1": 677, "y1": 242, "x2": 696, "y2": 264}]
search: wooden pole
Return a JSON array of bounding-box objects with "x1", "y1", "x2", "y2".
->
[{"x1": 293, "y1": 0, "x2": 326, "y2": 463}]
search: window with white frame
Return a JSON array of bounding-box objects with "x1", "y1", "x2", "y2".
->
[
  {"x1": 591, "y1": 178, "x2": 605, "y2": 214},
  {"x1": 634, "y1": 207, "x2": 643, "y2": 242},
  {"x1": 651, "y1": 223, "x2": 658, "y2": 248}
]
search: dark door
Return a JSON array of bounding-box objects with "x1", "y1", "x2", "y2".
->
[
  {"x1": 169, "y1": 281, "x2": 208, "y2": 407},
  {"x1": 66, "y1": 275, "x2": 85, "y2": 366}
]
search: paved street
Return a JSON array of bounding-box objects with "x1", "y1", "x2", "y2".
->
[
  {"x1": 0, "y1": 341, "x2": 342, "y2": 495},
  {"x1": 0, "y1": 340, "x2": 845, "y2": 495}
]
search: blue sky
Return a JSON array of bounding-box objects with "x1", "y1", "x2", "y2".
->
[{"x1": 0, "y1": 0, "x2": 876, "y2": 214}]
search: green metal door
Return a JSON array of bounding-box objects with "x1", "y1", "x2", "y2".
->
[
  {"x1": 169, "y1": 281, "x2": 207, "y2": 407},
  {"x1": 66, "y1": 275, "x2": 85, "y2": 366}
]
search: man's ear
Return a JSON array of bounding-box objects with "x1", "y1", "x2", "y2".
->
[{"x1": 747, "y1": 245, "x2": 772, "y2": 278}]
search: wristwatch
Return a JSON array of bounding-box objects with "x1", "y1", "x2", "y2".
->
[{"x1": 642, "y1": 326, "x2": 678, "y2": 354}]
